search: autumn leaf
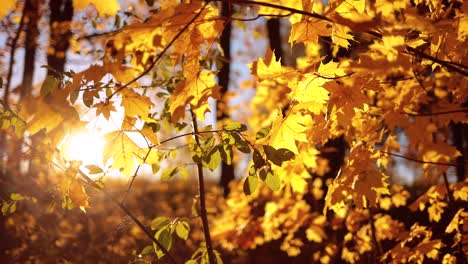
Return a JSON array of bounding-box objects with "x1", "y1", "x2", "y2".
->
[
  {"x1": 269, "y1": 111, "x2": 312, "y2": 154},
  {"x1": 169, "y1": 70, "x2": 220, "y2": 122},
  {"x1": 69, "y1": 180, "x2": 90, "y2": 211},
  {"x1": 289, "y1": 19, "x2": 332, "y2": 44},
  {"x1": 103, "y1": 131, "x2": 140, "y2": 177},
  {"x1": 120, "y1": 89, "x2": 153, "y2": 121},
  {"x1": 95, "y1": 101, "x2": 116, "y2": 120}
]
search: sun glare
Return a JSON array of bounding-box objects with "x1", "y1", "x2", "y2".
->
[{"x1": 62, "y1": 132, "x2": 105, "y2": 165}]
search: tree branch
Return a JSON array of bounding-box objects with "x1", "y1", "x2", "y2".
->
[
  {"x1": 381, "y1": 151, "x2": 457, "y2": 167},
  {"x1": 4, "y1": 4, "x2": 27, "y2": 107},
  {"x1": 107, "y1": 2, "x2": 209, "y2": 101},
  {"x1": 219, "y1": 0, "x2": 468, "y2": 76},
  {"x1": 401, "y1": 108, "x2": 468, "y2": 117},
  {"x1": 190, "y1": 110, "x2": 216, "y2": 264},
  {"x1": 76, "y1": 168, "x2": 178, "y2": 264}
]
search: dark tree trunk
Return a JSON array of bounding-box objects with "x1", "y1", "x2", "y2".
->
[
  {"x1": 47, "y1": 0, "x2": 73, "y2": 75},
  {"x1": 218, "y1": 3, "x2": 235, "y2": 197},
  {"x1": 20, "y1": 0, "x2": 40, "y2": 99},
  {"x1": 267, "y1": 19, "x2": 283, "y2": 64},
  {"x1": 452, "y1": 122, "x2": 467, "y2": 182}
]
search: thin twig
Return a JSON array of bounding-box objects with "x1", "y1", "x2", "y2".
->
[
  {"x1": 381, "y1": 151, "x2": 457, "y2": 167},
  {"x1": 76, "y1": 168, "x2": 178, "y2": 264},
  {"x1": 120, "y1": 147, "x2": 153, "y2": 203},
  {"x1": 107, "y1": 2, "x2": 209, "y2": 101},
  {"x1": 228, "y1": 0, "x2": 333, "y2": 22},
  {"x1": 4, "y1": 4, "x2": 27, "y2": 107},
  {"x1": 190, "y1": 110, "x2": 216, "y2": 264},
  {"x1": 401, "y1": 108, "x2": 468, "y2": 117},
  {"x1": 441, "y1": 172, "x2": 454, "y2": 205}
]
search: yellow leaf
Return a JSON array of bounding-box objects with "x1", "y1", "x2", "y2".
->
[
  {"x1": 120, "y1": 89, "x2": 153, "y2": 121},
  {"x1": 306, "y1": 225, "x2": 326, "y2": 243},
  {"x1": 289, "y1": 19, "x2": 332, "y2": 44},
  {"x1": 290, "y1": 175, "x2": 308, "y2": 193},
  {"x1": 103, "y1": 131, "x2": 140, "y2": 177},
  {"x1": 24, "y1": 100, "x2": 64, "y2": 135},
  {"x1": 269, "y1": 111, "x2": 312, "y2": 154},
  {"x1": 0, "y1": 0, "x2": 16, "y2": 19},
  {"x1": 169, "y1": 71, "x2": 220, "y2": 122},
  {"x1": 140, "y1": 127, "x2": 159, "y2": 146},
  {"x1": 292, "y1": 73, "x2": 330, "y2": 114},
  {"x1": 370, "y1": 36, "x2": 405, "y2": 62},
  {"x1": 69, "y1": 180, "x2": 89, "y2": 211},
  {"x1": 73, "y1": 0, "x2": 120, "y2": 16},
  {"x1": 332, "y1": 24, "x2": 354, "y2": 49}
]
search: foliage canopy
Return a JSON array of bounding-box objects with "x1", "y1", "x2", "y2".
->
[{"x1": 0, "y1": 0, "x2": 467, "y2": 263}]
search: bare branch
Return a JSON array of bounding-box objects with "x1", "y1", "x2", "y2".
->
[{"x1": 190, "y1": 110, "x2": 216, "y2": 264}]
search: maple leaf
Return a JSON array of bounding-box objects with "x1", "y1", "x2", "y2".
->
[
  {"x1": 103, "y1": 131, "x2": 140, "y2": 177},
  {"x1": 94, "y1": 101, "x2": 116, "y2": 120},
  {"x1": 269, "y1": 111, "x2": 312, "y2": 154},
  {"x1": 370, "y1": 36, "x2": 405, "y2": 62},
  {"x1": 169, "y1": 70, "x2": 220, "y2": 122},
  {"x1": 292, "y1": 73, "x2": 330, "y2": 114},
  {"x1": 332, "y1": 24, "x2": 354, "y2": 49},
  {"x1": 289, "y1": 19, "x2": 332, "y2": 44},
  {"x1": 120, "y1": 89, "x2": 153, "y2": 121}
]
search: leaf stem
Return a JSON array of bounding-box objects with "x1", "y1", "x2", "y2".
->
[{"x1": 190, "y1": 110, "x2": 216, "y2": 264}]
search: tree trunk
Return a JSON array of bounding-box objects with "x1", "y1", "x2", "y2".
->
[
  {"x1": 20, "y1": 0, "x2": 40, "y2": 99},
  {"x1": 218, "y1": 3, "x2": 235, "y2": 197},
  {"x1": 47, "y1": 0, "x2": 73, "y2": 75}
]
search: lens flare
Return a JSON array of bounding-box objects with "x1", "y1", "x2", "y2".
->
[{"x1": 62, "y1": 132, "x2": 105, "y2": 164}]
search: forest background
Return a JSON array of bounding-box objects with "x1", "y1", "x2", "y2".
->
[{"x1": 0, "y1": 0, "x2": 467, "y2": 263}]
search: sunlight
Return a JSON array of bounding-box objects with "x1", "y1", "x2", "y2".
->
[{"x1": 62, "y1": 132, "x2": 105, "y2": 165}]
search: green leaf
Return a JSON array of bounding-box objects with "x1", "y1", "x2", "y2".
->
[
  {"x1": 224, "y1": 122, "x2": 247, "y2": 132},
  {"x1": 85, "y1": 165, "x2": 103, "y2": 174},
  {"x1": 252, "y1": 149, "x2": 265, "y2": 169},
  {"x1": 9, "y1": 202, "x2": 16, "y2": 213},
  {"x1": 175, "y1": 220, "x2": 190, "y2": 240},
  {"x1": 232, "y1": 133, "x2": 251, "y2": 153},
  {"x1": 203, "y1": 148, "x2": 221, "y2": 171},
  {"x1": 266, "y1": 171, "x2": 281, "y2": 191},
  {"x1": 154, "y1": 228, "x2": 172, "y2": 258},
  {"x1": 220, "y1": 144, "x2": 233, "y2": 165},
  {"x1": 151, "y1": 216, "x2": 171, "y2": 230},
  {"x1": 263, "y1": 145, "x2": 295, "y2": 166},
  {"x1": 10, "y1": 193, "x2": 25, "y2": 201},
  {"x1": 40, "y1": 75, "x2": 60, "y2": 96},
  {"x1": 161, "y1": 167, "x2": 178, "y2": 181},
  {"x1": 185, "y1": 260, "x2": 197, "y2": 264},
  {"x1": 258, "y1": 166, "x2": 270, "y2": 181},
  {"x1": 2, "y1": 203, "x2": 10, "y2": 215},
  {"x1": 243, "y1": 175, "x2": 259, "y2": 195},
  {"x1": 140, "y1": 245, "x2": 154, "y2": 256},
  {"x1": 256, "y1": 127, "x2": 270, "y2": 140}
]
